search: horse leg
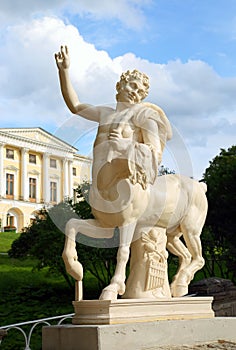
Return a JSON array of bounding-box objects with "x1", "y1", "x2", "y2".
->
[
  {"x1": 170, "y1": 230, "x2": 204, "y2": 298},
  {"x1": 99, "y1": 221, "x2": 137, "y2": 300},
  {"x1": 167, "y1": 229, "x2": 192, "y2": 297},
  {"x1": 62, "y1": 218, "x2": 115, "y2": 281},
  {"x1": 182, "y1": 228, "x2": 205, "y2": 283},
  {"x1": 174, "y1": 200, "x2": 206, "y2": 295},
  {"x1": 168, "y1": 217, "x2": 205, "y2": 297},
  {"x1": 169, "y1": 182, "x2": 207, "y2": 297}
]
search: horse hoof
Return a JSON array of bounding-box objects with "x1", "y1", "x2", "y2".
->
[
  {"x1": 110, "y1": 278, "x2": 126, "y2": 296},
  {"x1": 99, "y1": 285, "x2": 118, "y2": 300},
  {"x1": 118, "y1": 282, "x2": 126, "y2": 295}
]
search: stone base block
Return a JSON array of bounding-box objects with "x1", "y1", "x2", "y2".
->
[
  {"x1": 72, "y1": 297, "x2": 214, "y2": 325},
  {"x1": 42, "y1": 317, "x2": 236, "y2": 350}
]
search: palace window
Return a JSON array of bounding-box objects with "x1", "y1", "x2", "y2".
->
[
  {"x1": 6, "y1": 174, "x2": 14, "y2": 198},
  {"x1": 73, "y1": 167, "x2": 76, "y2": 176},
  {"x1": 29, "y1": 178, "x2": 36, "y2": 202},
  {"x1": 6, "y1": 148, "x2": 14, "y2": 159},
  {"x1": 50, "y1": 181, "x2": 57, "y2": 203},
  {"x1": 50, "y1": 158, "x2": 57, "y2": 168},
  {"x1": 29, "y1": 154, "x2": 36, "y2": 164}
]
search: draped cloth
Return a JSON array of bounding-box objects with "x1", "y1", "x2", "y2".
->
[{"x1": 128, "y1": 102, "x2": 172, "y2": 189}]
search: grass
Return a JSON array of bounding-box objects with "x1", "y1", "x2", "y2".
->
[
  {"x1": 0, "y1": 232, "x2": 20, "y2": 252},
  {"x1": 0, "y1": 233, "x2": 76, "y2": 350}
]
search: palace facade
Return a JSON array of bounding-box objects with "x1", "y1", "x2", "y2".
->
[{"x1": 0, "y1": 127, "x2": 91, "y2": 232}]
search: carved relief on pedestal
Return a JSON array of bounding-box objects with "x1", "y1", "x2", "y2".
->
[{"x1": 142, "y1": 228, "x2": 168, "y2": 292}]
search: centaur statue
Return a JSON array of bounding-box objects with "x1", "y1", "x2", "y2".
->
[{"x1": 55, "y1": 46, "x2": 207, "y2": 300}]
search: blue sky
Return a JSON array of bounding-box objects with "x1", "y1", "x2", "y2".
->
[
  {"x1": 69, "y1": 0, "x2": 236, "y2": 76},
  {"x1": 0, "y1": 0, "x2": 235, "y2": 179}
]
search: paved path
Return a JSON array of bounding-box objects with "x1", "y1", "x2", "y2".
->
[{"x1": 155, "y1": 340, "x2": 236, "y2": 349}]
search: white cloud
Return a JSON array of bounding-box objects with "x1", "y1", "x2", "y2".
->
[
  {"x1": 81, "y1": 0, "x2": 150, "y2": 30},
  {"x1": 0, "y1": 0, "x2": 149, "y2": 30},
  {"x1": 0, "y1": 16, "x2": 235, "y2": 180},
  {"x1": 0, "y1": 17, "x2": 120, "y2": 128}
]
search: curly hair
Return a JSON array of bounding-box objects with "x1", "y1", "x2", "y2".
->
[{"x1": 116, "y1": 69, "x2": 150, "y2": 100}]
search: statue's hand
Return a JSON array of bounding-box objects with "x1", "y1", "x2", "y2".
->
[
  {"x1": 55, "y1": 45, "x2": 70, "y2": 70},
  {"x1": 109, "y1": 129, "x2": 122, "y2": 140}
]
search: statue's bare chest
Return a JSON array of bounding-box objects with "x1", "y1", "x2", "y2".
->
[{"x1": 98, "y1": 108, "x2": 141, "y2": 141}]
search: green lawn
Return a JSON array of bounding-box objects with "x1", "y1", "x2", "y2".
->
[
  {"x1": 0, "y1": 233, "x2": 75, "y2": 321},
  {"x1": 0, "y1": 231, "x2": 20, "y2": 252},
  {"x1": 0, "y1": 233, "x2": 75, "y2": 350},
  {"x1": 0, "y1": 254, "x2": 75, "y2": 349}
]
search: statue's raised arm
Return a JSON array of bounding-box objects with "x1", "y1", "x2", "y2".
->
[{"x1": 55, "y1": 45, "x2": 100, "y2": 122}]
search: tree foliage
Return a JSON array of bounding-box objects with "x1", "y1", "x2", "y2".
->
[{"x1": 202, "y1": 145, "x2": 236, "y2": 282}]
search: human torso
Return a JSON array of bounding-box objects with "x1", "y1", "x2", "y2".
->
[{"x1": 94, "y1": 105, "x2": 143, "y2": 149}]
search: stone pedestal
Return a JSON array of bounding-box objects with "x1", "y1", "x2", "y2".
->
[
  {"x1": 72, "y1": 297, "x2": 214, "y2": 325},
  {"x1": 42, "y1": 297, "x2": 215, "y2": 349},
  {"x1": 42, "y1": 317, "x2": 236, "y2": 350}
]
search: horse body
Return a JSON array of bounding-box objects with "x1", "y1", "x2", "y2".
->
[{"x1": 63, "y1": 170, "x2": 207, "y2": 300}]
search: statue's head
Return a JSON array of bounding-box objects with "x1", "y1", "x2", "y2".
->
[{"x1": 116, "y1": 69, "x2": 150, "y2": 104}]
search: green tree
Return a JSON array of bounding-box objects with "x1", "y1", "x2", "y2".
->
[
  {"x1": 202, "y1": 145, "x2": 236, "y2": 282},
  {"x1": 158, "y1": 165, "x2": 175, "y2": 175}
]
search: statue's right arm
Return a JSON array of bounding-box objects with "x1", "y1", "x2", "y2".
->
[{"x1": 55, "y1": 46, "x2": 100, "y2": 122}]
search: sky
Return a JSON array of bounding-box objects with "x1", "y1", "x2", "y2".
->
[{"x1": 0, "y1": 0, "x2": 236, "y2": 179}]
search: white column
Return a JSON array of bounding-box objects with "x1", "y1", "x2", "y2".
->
[
  {"x1": 21, "y1": 148, "x2": 29, "y2": 201},
  {"x1": 0, "y1": 143, "x2": 4, "y2": 198},
  {"x1": 63, "y1": 158, "x2": 69, "y2": 198},
  {"x1": 43, "y1": 153, "x2": 50, "y2": 203},
  {"x1": 68, "y1": 160, "x2": 73, "y2": 198}
]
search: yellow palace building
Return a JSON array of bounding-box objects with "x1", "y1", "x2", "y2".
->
[{"x1": 0, "y1": 127, "x2": 91, "y2": 232}]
